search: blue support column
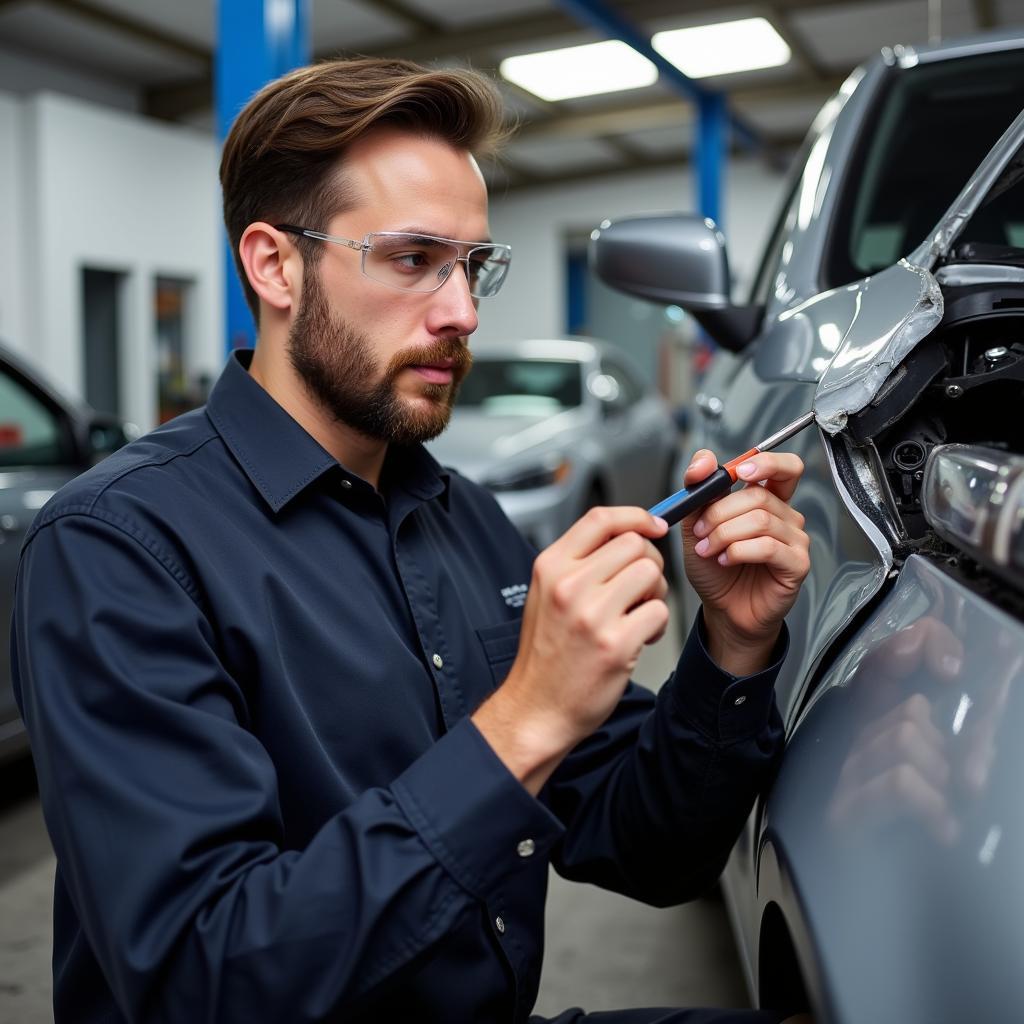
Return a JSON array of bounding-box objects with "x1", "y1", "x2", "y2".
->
[
  {"x1": 552, "y1": 0, "x2": 750, "y2": 227},
  {"x1": 216, "y1": 0, "x2": 311, "y2": 353},
  {"x1": 552, "y1": 0, "x2": 759, "y2": 148},
  {"x1": 697, "y1": 93, "x2": 726, "y2": 227}
]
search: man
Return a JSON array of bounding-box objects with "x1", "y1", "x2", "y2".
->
[{"x1": 13, "y1": 59, "x2": 811, "y2": 1023}]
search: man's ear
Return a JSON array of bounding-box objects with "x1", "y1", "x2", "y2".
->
[{"x1": 239, "y1": 223, "x2": 300, "y2": 314}]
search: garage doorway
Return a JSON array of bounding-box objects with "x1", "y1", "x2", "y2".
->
[
  {"x1": 81, "y1": 267, "x2": 126, "y2": 416},
  {"x1": 155, "y1": 276, "x2": 198, "y2": 424}
]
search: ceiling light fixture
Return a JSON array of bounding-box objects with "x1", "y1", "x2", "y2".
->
[
  {"x1": 499, "y1": 40, "x2": 658, "y2": 102},
  {"x1": 652, "y1": 17, "x2": 791, "y2": 79}
]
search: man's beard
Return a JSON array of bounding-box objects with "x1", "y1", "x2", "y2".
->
[{"x1": 286, "y1": 269, "x2": 472, "y2": 445}]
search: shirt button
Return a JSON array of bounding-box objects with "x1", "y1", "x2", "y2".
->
[
  {"x1": 495, "y1": 916, "x2": 506, "y2": 934},
  {"x1": 340, "y1": 479, "x2": 353, "y2": 490},
  {"x1": 517, "y1": 839, "x2": 535, "y2": 858},
  {"x1": 734, "y1": 695, "x2": 747, "y2": 706},
  {"x1": 432, "y1": 653, "x2": 444, "y2": 669}
]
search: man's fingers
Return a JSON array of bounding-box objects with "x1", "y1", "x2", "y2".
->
[
  {"x1": 573, "y1": 530, "x2": 664, "y2": 587},
  {"x1": 682, "y1": 449, "x2": 718, "y2": 486},
  {"x1": 733, "y1": 452, "x2": 805, "y2": 503},
  {"x1": 693, "y1": 508, "x2": 807, "y2": 561},
  {"x1": 715, "y1": 536, "x2": 810, "y2": 582},
  {"x1": 598, "y1": 557, "x2": 668, "y2": 619},
  {"x1": 557, "y1": 505, "x2": 667, "y2": 560},
  {"x1": 691, "y1": 483, "x2": 805, "y2": 540},
  {"x1": 620, "y1": 597, "x2": 671, "y2": 650}
]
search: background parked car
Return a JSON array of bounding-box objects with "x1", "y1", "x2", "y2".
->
[
  {"x1": 427, "y1": 338, "x2": 683, "y2": 555},
  {"x1": 0, "y1": 341, "x2": 134, "y2": 764},
  {"x1": 592, "y1": 29, "x2": 1024, "y2": 1024}
]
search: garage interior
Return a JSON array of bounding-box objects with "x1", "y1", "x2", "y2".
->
[{"x1": 1, "y1": 2, "x2": 1023, "y2": 1022}]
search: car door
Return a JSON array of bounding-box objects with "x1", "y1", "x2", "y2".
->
[
  {"x1": 594, "y1": 352, "x2": 669, "y2": 506},
  {"x1": 0, "y1": 361, "x2": 79, "y2": 755}
]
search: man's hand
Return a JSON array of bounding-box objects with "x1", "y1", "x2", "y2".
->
[
  {"x1": 472, "y1": 507, "x2": 669, "y2": 794},
  {"x1": 682, "y1": 449, "x2": 809, "y2": 677}
]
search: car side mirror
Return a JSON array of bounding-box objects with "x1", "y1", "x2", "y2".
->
[
  {"x1": 588, "y1": 372, "x2": 626, "y2": 418},
  {"x1": 589, "y1": 213, "x2": 763, "y2": 352},
  {"x1": 87, "y1": 416, "x2": 136, "y2": 464}
]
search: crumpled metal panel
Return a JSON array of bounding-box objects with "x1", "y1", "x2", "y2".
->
[
  {"x1": 809, "y1": 106, "x2": 1024, "y2": 436},
  {"x1": 813, "y1": 260, "x2": 944, "y2": 434}
]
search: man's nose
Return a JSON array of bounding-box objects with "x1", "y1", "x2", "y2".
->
[{"x1": 426, "y1": 260, "x2": 479, "y2": 337}]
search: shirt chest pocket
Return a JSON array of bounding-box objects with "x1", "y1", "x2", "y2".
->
[{"x1": 474, "y1": 618, "x2": 522, "y2": 689}]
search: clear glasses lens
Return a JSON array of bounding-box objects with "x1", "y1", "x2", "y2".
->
[{"x1": 364, "y1": 233, "x2": 510, "y2": 297}]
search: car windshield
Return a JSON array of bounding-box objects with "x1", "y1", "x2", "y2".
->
[
  {"x1": 828, "y1": 49, "x2": 1024, "y2": 286},
  {"x1": 952, "y1": 137, "x2": 1024, "y2": 263},
  {"x1": 456, "y1": 358, "x2": 583, "y2": 414}
]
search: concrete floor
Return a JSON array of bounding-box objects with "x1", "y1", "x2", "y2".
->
[{"x1": 0, "y1": 601, "x2": 753, "y2": 1022}]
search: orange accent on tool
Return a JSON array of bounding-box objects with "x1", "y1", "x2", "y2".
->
[{"x1": 722, "y1": 447, "x2": 759, "y2": 481}]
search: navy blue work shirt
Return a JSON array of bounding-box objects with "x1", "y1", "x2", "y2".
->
[{"x1": 13, "y1": 350, "x2": 786, "y2": 1023}]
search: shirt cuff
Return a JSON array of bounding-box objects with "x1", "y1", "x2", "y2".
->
[
  {"x1": 391, "y1": 717, "x2": 564, "y2": 902},
  {"x1": 667, "y1": 608, "x2": 788, "y2": 745}
]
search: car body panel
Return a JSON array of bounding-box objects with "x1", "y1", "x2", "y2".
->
[
  {"x1": 760, "y1": 554, "x2": 1024, "y2": 1021},
  {"x1": 676, "y1": 30, "x2": 1024, "y2": 1022},
  {"x1": 0, "y1": 341, "x2": 129, "y2": 762}
]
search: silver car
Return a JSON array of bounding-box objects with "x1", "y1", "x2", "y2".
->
[
  {"x1": 593, "y1": 30, "x2": 1024, "y2": 1024},
  {"x1": 427, "y1": 338, "x2": 682, "y2": 552},
  {"x1": 0, "y1": 342, "x2": 132, "y2": 763}
]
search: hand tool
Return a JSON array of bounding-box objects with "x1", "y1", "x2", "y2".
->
[{"x1": 649, "y1": 410, "x2": 817, "y2": 526}]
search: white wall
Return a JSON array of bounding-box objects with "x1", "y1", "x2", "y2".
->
[
  {"x1": 0, "y1": 93, "x2": 27, "y2": 353},
  {"x1": 0, "y1": 43, "x2": 140, "y2": 113},
  {"x1": 1, "y1": 78, "x2": 788, "y2": 428},
  {"x1": 9, "y1": 91, "x2": 222, "y2": 429},
  {"x1": 484, "y1": 159, "x2": 789, "y2": 342}
]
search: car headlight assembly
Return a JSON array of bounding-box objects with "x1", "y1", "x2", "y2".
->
[
  {"x1": 921, "y1": 444, "x2": 1024, "y2": 591},
  {"x1": 485, "y1": 457, "x2": 572, "y2": 493}
]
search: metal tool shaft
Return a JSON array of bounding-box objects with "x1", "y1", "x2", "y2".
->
[{"x1": 754, "y1": 410, "x2": 817, "y2": 453}]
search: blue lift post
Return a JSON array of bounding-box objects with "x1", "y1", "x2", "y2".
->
[
  {"x1": 551, "y1": 0, "x2": 758, "y2": 225},
  {"x1": 697, "y1": 93, "x2": 726, "y2": 227},
  {"x1": 216, "y1": 0, "x2": 311, "y2": 353}
]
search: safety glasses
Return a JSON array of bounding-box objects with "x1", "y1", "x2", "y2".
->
[{"x1": 276, "y1": 225, "x2": 512, "y2": 298}]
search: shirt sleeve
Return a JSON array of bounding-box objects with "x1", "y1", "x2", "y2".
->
[
  {"x1": 541, "y1": 608, "x2": 787, "y2": 906},
  {"x1": 13, "y1": 511, "x2": 561, "y2": 1023}
]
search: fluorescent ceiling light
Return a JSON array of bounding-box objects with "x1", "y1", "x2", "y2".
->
[
  {"x1": 500, "y1": 40, "x2": 658, "y2": 102},
  {"x1": 653, "y1": 17, "x2": 791, "y2": 79}
]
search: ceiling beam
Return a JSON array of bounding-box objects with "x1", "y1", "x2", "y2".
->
[
  {"x1": 515, "y1": 76, "x2": 843, "y2": 140},
  {"x1": 356, "y1": 0, "x2": 440, "y2": 34},
  {"x1": 45, "y1": 0, "x2": 210, "y2": 66},
  {"x1": 762, "y1": 6, "x2": 830, "y2": 81},
  {"x1": 353, "y1": 0, "x2": 908, "y2": 64},
  {"x1": 145, "y1": 58, "x2": 842, "y2": 130},
  {"x1": 495, "y1": 134, "x2": 805, "y2": 193}
]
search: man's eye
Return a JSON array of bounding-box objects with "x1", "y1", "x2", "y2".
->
[{"x1": 393, "y1": 252, "x2": 430, "y2": 269}]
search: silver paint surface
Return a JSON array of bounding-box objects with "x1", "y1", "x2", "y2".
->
[{"x1": 763, "y1": 555, "x2": 1024, "y2": 1021}]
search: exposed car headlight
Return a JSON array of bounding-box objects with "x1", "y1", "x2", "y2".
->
[
  {"x1": 921, "y1": 444, "x2": 1024, "y2": 590},
  {"x1": 484, "y1": 456, "x2": 572, "y2": 493}
]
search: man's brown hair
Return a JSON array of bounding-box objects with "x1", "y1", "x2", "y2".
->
[{"x1": 220, "y1": 57, "x2": 510, "y2": 322}]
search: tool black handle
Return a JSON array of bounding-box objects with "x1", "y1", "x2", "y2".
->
[{"x1": 648, "y1": 467, "x2": 734, "y2": 527}]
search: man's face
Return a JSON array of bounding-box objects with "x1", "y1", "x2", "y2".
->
[{"x1": 286, "y1": 129, "x2": 490, "y2": 445}]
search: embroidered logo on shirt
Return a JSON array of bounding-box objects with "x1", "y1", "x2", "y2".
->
[{"x1": 500, "y1": 583, "x2": 529, "y2": 609}]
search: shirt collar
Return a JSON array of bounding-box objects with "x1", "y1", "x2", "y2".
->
[{"x1": 206, "y1": 349, "x2": 450, "y2": 513}]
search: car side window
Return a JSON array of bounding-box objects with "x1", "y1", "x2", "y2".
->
[{"x1": 0, "y1": 367, "x2": 67, "y2": 468}]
